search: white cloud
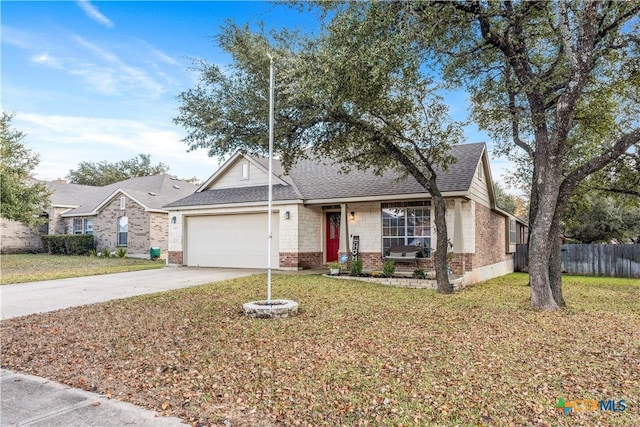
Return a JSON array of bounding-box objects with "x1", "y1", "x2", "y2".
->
[
  {"x1": 15, "y1": 113, "x2": 217, "y2": 182},
  {"x1": 76, "y1": 0, "x2": 114, "y2": 29},
  {"x1": 30, "y1": 52, "x2": 63, "y2": 68},
  {"x1": 72, "y1": 36, "x2": 166, "y2": 97},
  {"x1": 1, "y1": 25, "x2": 38, "y2": 49}
]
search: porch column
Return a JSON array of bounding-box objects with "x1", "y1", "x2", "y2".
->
[
  {"x1": 338, "y1": 204, "x2": 349, "y2": 260},
  {"x1": 452, "y1": 199, "x2": 464, "y2": 253}
]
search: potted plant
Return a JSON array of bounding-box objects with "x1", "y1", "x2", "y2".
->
[{"x1": 329, "y1": 261, "x2": 341, "y2": 275}]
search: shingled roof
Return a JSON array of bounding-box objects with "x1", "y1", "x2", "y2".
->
[
  {"x1": 48, "y1": 175, "x2": 198, "y2": 216},
  {"x1": 165, "y1": 143, "x2": 487, "y2": 208}
]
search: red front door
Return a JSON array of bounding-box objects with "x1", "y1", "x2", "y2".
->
[{"x1": 326, "y1": 212, "x2": 340, "y2": 263}]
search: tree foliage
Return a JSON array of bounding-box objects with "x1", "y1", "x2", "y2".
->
[
  {"x1": 364, "y1": 0, "x2": 639, "y2": 310},
  {"x1": 563, "y1": 148, "x2": 640, "y2": 243},
  {"x1": 0, "y1": 112, "x2": 50, "y2": 227},
  {"x1": 175, "y1": 18, "x2": 464, "y2": 292},
  {"x1": 66, "y1": 154, "x2": 170, "y2": 186},
  {"x1": 563, "y1": 193, "x2": 640, "y2": 244},
  {"x1": 493, "y1": 182, "x2": 518, "y2": 215}
]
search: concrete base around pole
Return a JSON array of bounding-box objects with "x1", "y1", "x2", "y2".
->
[{"x1": 242, "y1": 299, "x2": 299, "y2": 319}]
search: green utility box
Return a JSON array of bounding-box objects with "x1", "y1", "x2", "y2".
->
[{"x1": 150, "y1": 247, "x2": 161, "y2": 260}]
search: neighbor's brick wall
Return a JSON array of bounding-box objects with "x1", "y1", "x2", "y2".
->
[
  {"x1": 49, "y1": 207, "x2": 69, "y2": 235},
  {"x1": 474, "y1": 203, "x2": 512, "y2": 268},
  {"x1": 149, "y1": 211, "x2": 168, "y2": 254},
  {"x1": 0, "y1": 218, "x2": 45, "y2": 254},
  {"x1": 93, "y1": 196, "x2": 150, "y2": 256}
]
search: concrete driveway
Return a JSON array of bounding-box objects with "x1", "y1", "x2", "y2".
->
[{"x1": 0, "y1": 267, "x2": 257, "y2": 320}]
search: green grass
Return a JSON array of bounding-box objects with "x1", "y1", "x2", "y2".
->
[
  {"x1": 1, "y1": 273, "x2": 639, "y2": 426},
  {"x1": 0, "y1": 254, "x2": 164, "y2": 284}
]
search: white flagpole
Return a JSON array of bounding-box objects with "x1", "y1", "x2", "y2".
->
[{"x1": 267, "y1": 52, "x2": 274, "y2": 304}]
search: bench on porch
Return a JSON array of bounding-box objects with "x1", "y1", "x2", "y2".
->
[{"x1": 383, "y1": 245, "x2": 422, "y2": 266}]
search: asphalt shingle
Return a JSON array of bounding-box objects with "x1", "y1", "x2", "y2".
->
[
  {"x1": 47, "y1": 175, "x2": 198, "y2": 216},
  {"x1": 166, "y1": 143, "x2": 486, "y2": 208}
]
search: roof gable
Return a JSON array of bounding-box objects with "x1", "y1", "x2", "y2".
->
[{"x1": 198, "y1": 153, "x2": 288, "y2": 192}]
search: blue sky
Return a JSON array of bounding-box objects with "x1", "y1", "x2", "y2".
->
[{"x1": 2, "y1": 1, "x2": 512, "y2": 185}]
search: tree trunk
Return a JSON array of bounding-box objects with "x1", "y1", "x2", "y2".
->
[
  {"x1": 548, "y1": 236, "x2": 565, "y2": 307},
  {"x1": 528, "y1": 160, "x2": 561, "y2": 310},
  {"x1": 432, "y1": 190, "x2": 452, "y2": 293},
  {"x1": 548, "y1": 196, "x2": 570, "y2": 307}
]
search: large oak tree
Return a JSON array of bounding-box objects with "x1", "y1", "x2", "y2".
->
[
  {"x1": 334, "y1": 1, "x2": 638, "y2": 309},
  {"x1": 175, "y1": 19, "x2": 464, "y2": 292}
]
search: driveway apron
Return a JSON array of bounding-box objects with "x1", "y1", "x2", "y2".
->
[{"x1": 1, "y1": 267, "x2": 257, "y2": 320}]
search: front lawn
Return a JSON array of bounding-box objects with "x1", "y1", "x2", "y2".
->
[
  {"x1": 1, "y1": 273, "x2": 638, "y2": 426},
  {"x1": 0, "y1": 254, "x2": 164, "y2": 284}
]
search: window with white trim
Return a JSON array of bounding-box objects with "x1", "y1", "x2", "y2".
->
[
  {"x1": 73, "y1": 218, "x2": 94, "y2": 235},
  {"x1": 117, "y1": 216, "x2": 128, "y2": 246},
  {"x1": 73, "y1": 218, "x2": 84, "y2": 234},
  {"x1": 506, "y1": 218, "x2": 517, "y2": 252},
  {"x1": 120, "y1": 196, "x2": 126, "y2": 210},
  {"x1": 85, "y1": 219, "x2": 94, "y2": 235},
  {"x1": 381, "y1": 201, "x2": 431, "y2": 254}
]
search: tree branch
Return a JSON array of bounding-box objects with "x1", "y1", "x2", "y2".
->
[{"x1": 560, "y1": 128, "x2": 640, "y2": 199}]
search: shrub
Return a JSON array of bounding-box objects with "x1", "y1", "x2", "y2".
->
[
  {"x1": 41, "y1": 235, "x2": 94, "y2": 256},
  {"x1": 382, "y1": 259, "x2": 395, "y2": 277},
  {"x1": 100, "y1": 248, "x2": 112, "y2": 258},
  {"x1": 88, "y1": 249, "x2": 97, "y2": 257},
  {"x1": 329, "y1": 262, "x2": 341, "y2": 270},
  {"x1": 413, "y1": 268, "x2": 426, "y2": 279},
  {"x1": 349, "y1": 259, "x2": 363, "y2": 276},
  {"x1": 116, "y1": 248, "x2": 127, "y2": 258}
]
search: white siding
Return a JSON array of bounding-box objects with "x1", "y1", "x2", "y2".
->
[
  {"x1": 207, "y1": 159, "x2": 270, "y2": 190},
  {"x1": 468, "y1": 160, "x2": 492, "y2": 208}
]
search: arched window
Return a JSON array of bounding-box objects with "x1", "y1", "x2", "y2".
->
[{"x1": 117, "y1": 216, "x2": 128, "y2": 246}]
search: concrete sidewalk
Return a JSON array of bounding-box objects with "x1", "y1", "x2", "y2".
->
[
  {"x1": 1, "y1": 267, "x2": 259, "y2": 426},
  {"x1": 1, "y1": 369, "x2": 186, "y2": 426}
]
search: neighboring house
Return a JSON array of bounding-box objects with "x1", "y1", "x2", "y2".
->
[
  {"x1": 0, "y1": 175, "x2": 197, "y2": 258},
  {"x1": 165, "y1": 143, "x2": 528, "y2": 284}
]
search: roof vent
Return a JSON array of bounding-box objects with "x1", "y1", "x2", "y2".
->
[
  {"x1": 173, "y1": 185, "x2": 181, "y2": 189},
  {"x1": 148, "y1": 192, "x2": 157, "y2": 196}
]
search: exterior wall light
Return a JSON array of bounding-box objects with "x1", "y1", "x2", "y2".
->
[
  {"x1": 171, "y1": 216, "x2": 177, "y2": 224},
  {"x1": 285, "y1": 211, "x2": 290, "y2": 220},
  {"x1": 349, "y1": 211, "x2": 355, "y2": 221}
]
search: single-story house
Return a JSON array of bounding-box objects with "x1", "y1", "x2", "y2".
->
[
  {"x1": 164, "y1": 143, "x2": 528, "y2": 284},
  {"x1": 0, "y1": 175, "x2": 197, "y2": 258}
]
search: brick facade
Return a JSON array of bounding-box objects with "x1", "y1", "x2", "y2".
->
[
  {"x1": 0, "y1": 218, "x2": 46, "y2": 254},
  {"x1": 474, "y1": 203, "x2": 512, "y2": 268},
  {"x1": 93, "y1": 195, "x2": 155, "y2": 257},
  {"x1": 279, "y1": 251, "x2": 323, "y2": 269},
  {"x1": 168, "y1": 251, "x2": 183, "y2": 264}
]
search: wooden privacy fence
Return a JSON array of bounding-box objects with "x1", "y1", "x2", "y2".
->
[{"x1": 514, "y1": 244, "x2": 640, "y2": 278}]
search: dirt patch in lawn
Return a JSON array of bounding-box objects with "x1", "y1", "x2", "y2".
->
[{"x1": 1, "y1": 273, "x2": 639, "y2": 426}]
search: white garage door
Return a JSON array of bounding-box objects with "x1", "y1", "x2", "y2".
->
[{"x1": 185, "y1": 213, "x2": 279, "y2": 268}]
